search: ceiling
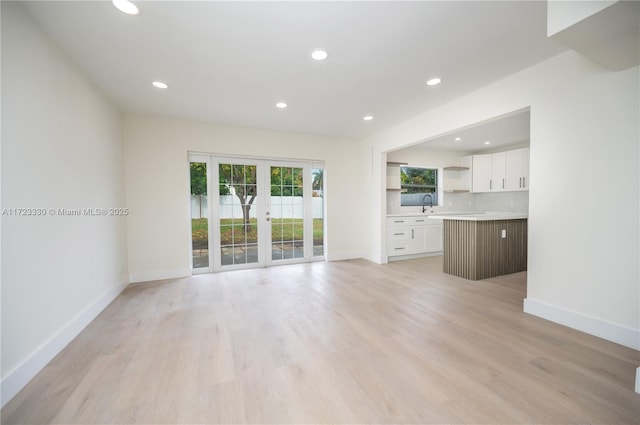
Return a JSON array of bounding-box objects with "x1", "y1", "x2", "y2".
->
[
  {"x1": 21, "y1": 1, "x2": 566, "y2": 140},
  {"x1": 415, "y1": 109, "x2": 531, "y2": 153}
]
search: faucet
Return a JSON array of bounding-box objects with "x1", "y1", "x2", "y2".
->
[{"x1": 422, "y1": 193, "x2": 434, "y2": 213}]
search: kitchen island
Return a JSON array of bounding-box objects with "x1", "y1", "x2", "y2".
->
[{"x1": 428, "y1": 212, "x2": 528, "y2": 280}]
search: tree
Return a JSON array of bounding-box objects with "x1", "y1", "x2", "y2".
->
[
  {"x1": 214, "y1": 164, "x2": 306, "y2": 233},
  {"x1": 219, "y1": 164, "x2": 257, "y2": 232},
  {"x1": 190, "y1": 163, "x2": 207, "y2": 195},
  {"x1": 312, "y1": 168, "x2": 324, "y2": 197},
  {"x1": 271, "y1": 166, "x2": 303, "y2": 196},
  {"x1": 401, "y1": 167, "x2": 435, "y2": 193},
  {"x1": 190, "y1": 163, "x2": 207, "y2": 218}
]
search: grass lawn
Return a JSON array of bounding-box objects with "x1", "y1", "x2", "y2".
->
[
  {"x1": 191, "y1": 218, "x2": 209, "y2": 249},
  {"x1": 192, "y1": 218, "x2": 323, "y2": 247}
]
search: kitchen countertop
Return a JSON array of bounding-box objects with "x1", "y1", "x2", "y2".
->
[
  {"x1": 426, "y1": 212, "x2": 528, "y2": 221},
  {"x1": 387, "y1": 212, "x2": 475, "y2": 218}
]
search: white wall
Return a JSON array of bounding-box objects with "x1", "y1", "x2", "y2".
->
[
  {"x1": 547, "y1": 0, "x2": 616, "y2": 36},
  {"x1": 387, "y1": 146, "x2": 465, "y2": 166},
  {"x1": 124, "y1": 114, "x2": 364, "y2": 282},
  {"x1": 1, "y1": 3, "x2": 129, "y2": 405},
  {"x1": 363, "y1": 51, "x2": 639, "y2": 348}
]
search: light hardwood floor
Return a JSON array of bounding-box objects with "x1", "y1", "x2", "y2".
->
[{"x1": 3, "y1": 256, "x2": 639, "y2": 424}]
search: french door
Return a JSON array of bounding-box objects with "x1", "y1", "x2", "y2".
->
[
  {"x1": 213, "y1": 157, "x2": 264, "y2": 270},
  {"x1": 266, "y1": 161, "x2": 313, "y2": 267},
  {"x1": 190, "y1": 155, "x2": 318, "y2": 272}
]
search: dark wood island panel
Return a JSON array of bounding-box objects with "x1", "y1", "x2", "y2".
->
[{"x1": 443, "y1": 219, "x2": 527, "y2": 280}]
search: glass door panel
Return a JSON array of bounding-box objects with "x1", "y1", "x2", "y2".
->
[
  {"x1": 269, "y1": 165, "x2": 305, "y2": 263},
  {"x1": 190, "y1": 161, "x2": 209, "y2": 270},
  {"x1": 217, "y1": 162, "x2": 261, "y2": 268},
  {"x1": 312, "y1": 166, "x2": 324, "y2": 258}
]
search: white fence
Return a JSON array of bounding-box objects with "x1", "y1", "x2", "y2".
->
[{"x1": 191, "y1": 195, "x2": 324, "y2": 219}]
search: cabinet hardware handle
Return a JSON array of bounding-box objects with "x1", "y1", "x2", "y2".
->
[
  {"x1": 523, "y1": 177, "x2": 526, "y2": 187},
  {"x1": 416, "y1": 219, "x2": 424, "y2": 222},
  {"x1": 490, "y1": 179, "x2": 492, "y2": 190},
  {"x1": 519, "y1": 177, "x2": 522, "y2": 188},
  {"x1": 502, "y1": 178, "x2": 505, "y2": 189},
  {"x1": 394, "y1": 233, "x2": 403, "y2": 236},
  {"x1": 412, "y1": 229, "x2": 414, "y2": 239},
  {"x1": 394, "y1": 247, "x2": 404, "y2": 251},
  {"x1": 394, "y1": 220, "x2": 404, "y2": 223}
]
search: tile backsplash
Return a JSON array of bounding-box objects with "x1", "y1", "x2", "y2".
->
[{"x1": 387, "y1": 191, "x2": 529, "y2": 215}]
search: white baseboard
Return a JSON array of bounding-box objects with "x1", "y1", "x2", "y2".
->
[
  {"x1": 326, "y1": 251, "x2": 363, "y2": 262},
  {"x1": 361, "y1": 248, "x2": 385, "y2": 264},
  {"x1": 129, "y1": 268, "x2": 191, "y2": 283},
  {"x1": 523, "y1": 298, "x2": 640, "y2": 350},
  {"x1": 1, "y1": 279, "x2": 129, "y2": 408}
]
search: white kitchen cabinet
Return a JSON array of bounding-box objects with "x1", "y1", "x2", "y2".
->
[
  {"x1": 387, "y1": 216, "x2": 442, "y2": 259},
  {"x1": 492, "y1": 151, "x2": 506, "y2": 191},
  {"x1": 409, "y1": 224, "x2": 427, "y2": 253},
  {"x1": 505, "y1": 147, "x2": 529, "y2": 191},
  {"x1": 473, "y1": 149, "x2": 528, "y2": 193},
  {"x1": 387, "y1": 227, "x2": 411, "y2": 256},
  {"x1": 471, "y1": 154, "x2": 493, "y2": 192}
]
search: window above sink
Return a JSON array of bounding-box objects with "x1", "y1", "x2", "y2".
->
[{"x1": 400, "y1": 166, "x2": 438, "y2": 206}]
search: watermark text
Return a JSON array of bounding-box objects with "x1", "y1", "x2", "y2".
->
[{"x1": 2, "y1": 208, "x2": 129, "y2": 217}]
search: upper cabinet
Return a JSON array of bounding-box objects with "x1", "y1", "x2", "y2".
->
[
  {"x1": 472, "y1": 152, "x2": 506, "y2": 192},
  {"x1": 492, "y1": 151, "x2": 506, "y2": 192},
  {"x1": 472, "y1": 148, "x2": 529, "y2": 193},
  {"x1": 472, "y1": 154, "x2": 492, "y2": 192},
  {"x1": 505, "y1": 148, "x2": 529, "y2": 191}
]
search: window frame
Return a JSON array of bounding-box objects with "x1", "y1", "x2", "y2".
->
[{"x1": 399, "y1": 166, "x2": 439, "y2": 207}]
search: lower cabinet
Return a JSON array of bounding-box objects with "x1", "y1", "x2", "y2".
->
[
  {"x1": 387, "y1": 216, "x2": 443, "y2": 258},
  {"x1": 426, "y1": 220, "x2": 443, "y2": 252}
]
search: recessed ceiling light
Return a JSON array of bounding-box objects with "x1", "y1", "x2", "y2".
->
[
  {"x1": 152, "y1": 81, "x2": 168, "y2": 89},
  {"x1": 363, "y1": 116, "x2": 374, "y2": 121},
  {"x1": 311, "y1": 49, "x2": 328, "y2": 61},
  {"x1": 455, "y1": 137, "x2": 461, "y2": 141},
  {"x1": 484, "y1": 141, "x2": 491, "y2": 145},
  {"x1": 276, "y1": 102, "x2": 287, "y2": 109},
  {"x1": 426, "y1": 78, "x2": 442, "y2": 86},
  {"x1": 112, "y1": 0, "x2": 139, "y2": 15}
]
